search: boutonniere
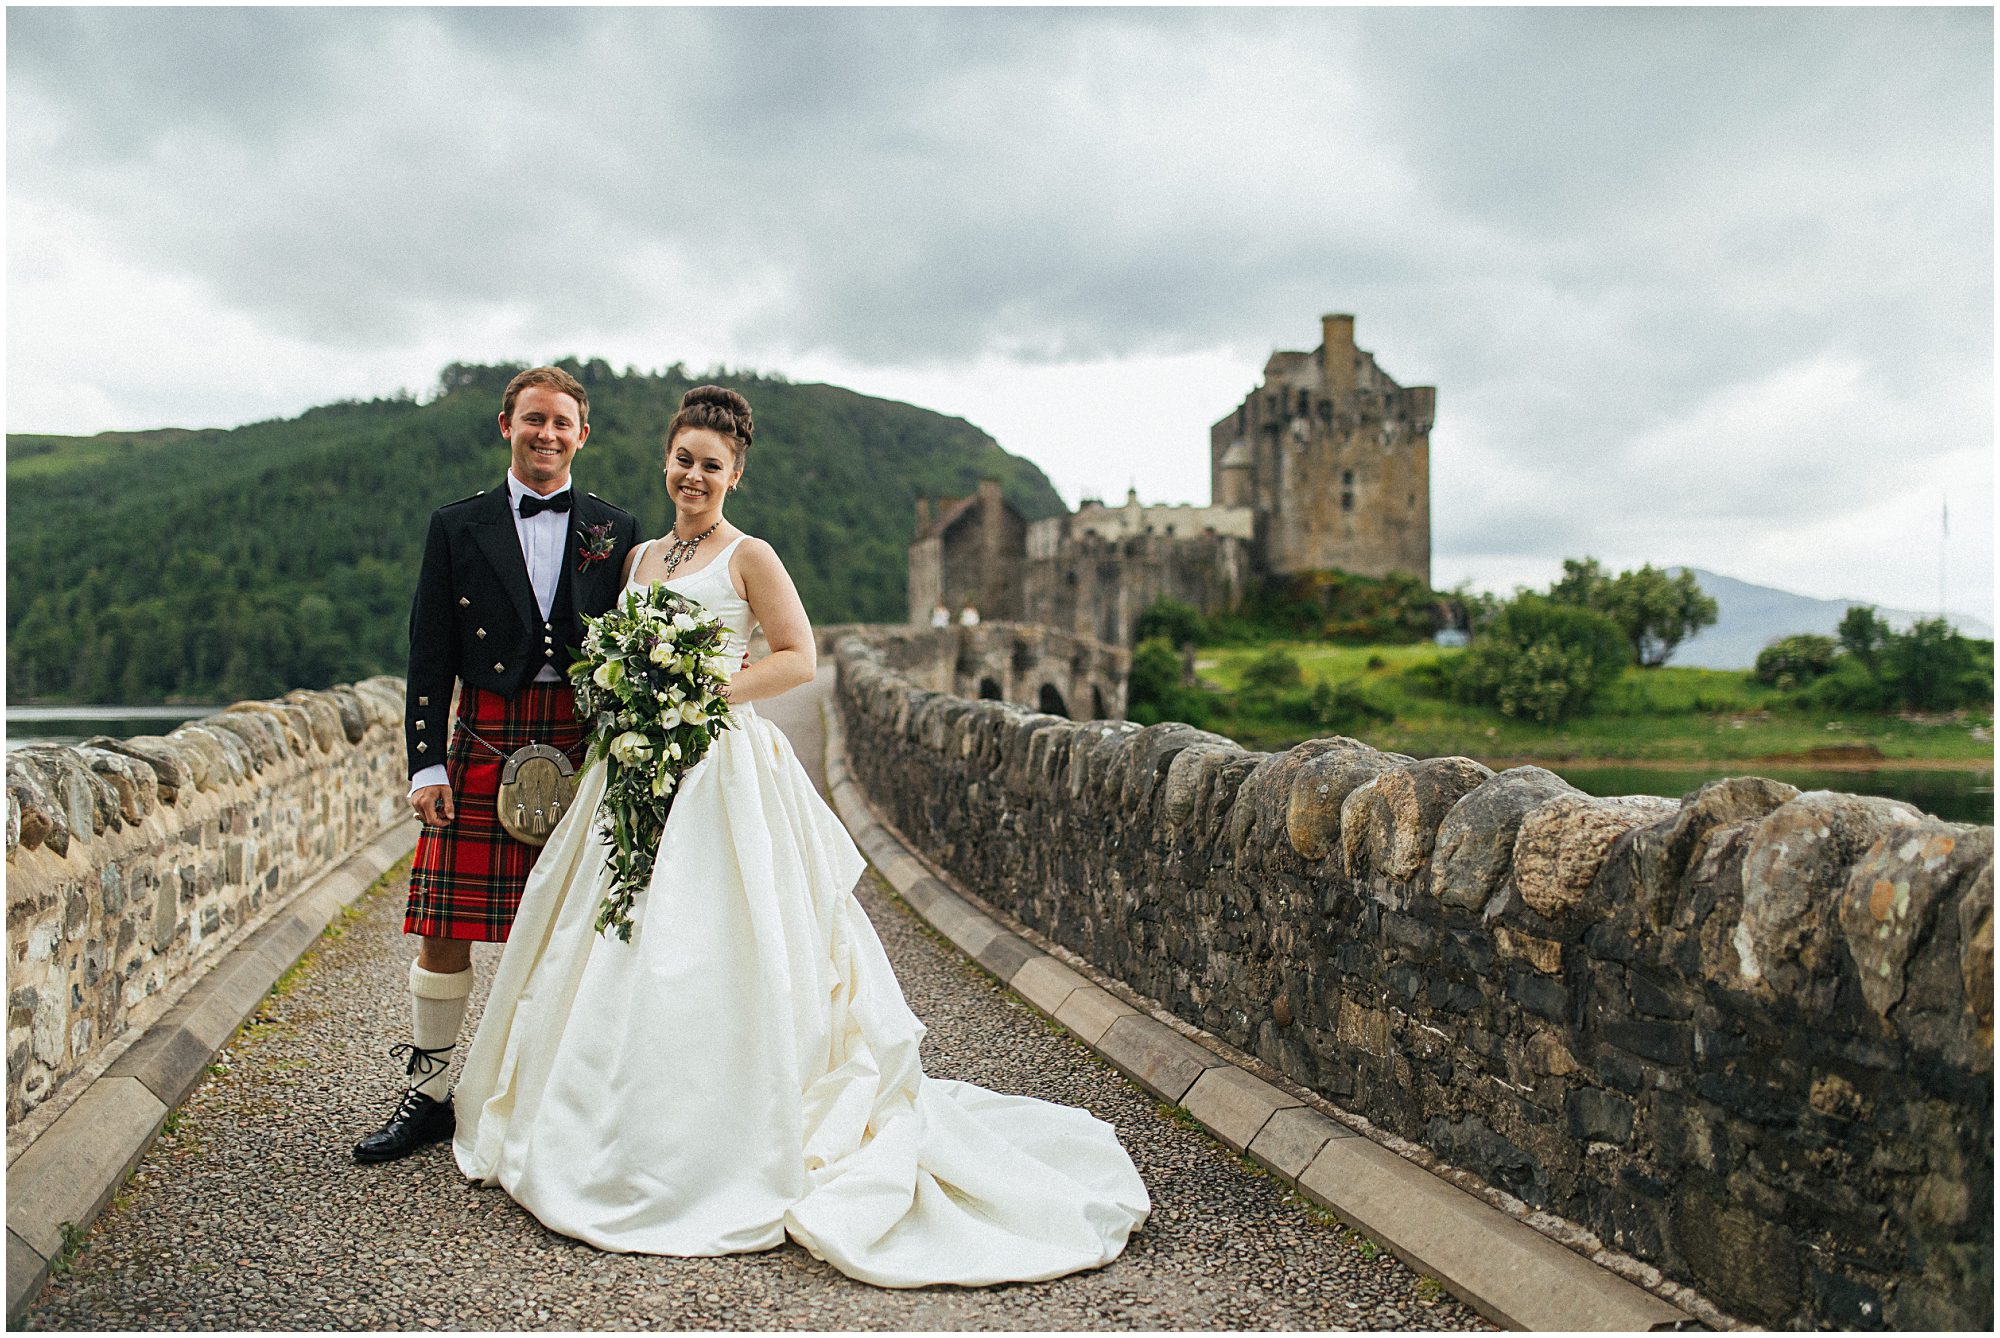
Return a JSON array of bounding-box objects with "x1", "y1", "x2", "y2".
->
[{"x1": 576, "y1": 522, "x2": 616, "y2": 574}]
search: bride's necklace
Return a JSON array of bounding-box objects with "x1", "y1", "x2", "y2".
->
[{"x1": 661, "y1": 520, "x2": 721, "y2": 579}]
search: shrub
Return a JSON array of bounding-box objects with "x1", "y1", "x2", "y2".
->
[
  {"x1": 1456, "y1": 595, "x2": 1630, "y2": 723},
  {"x1": 1403, "y1": 657, "x2": 1455, "y2": 698},
  {"x1": 1307, "y1": 678, "x2": 1393, "y2": 732},
  {"x1": 1243, "y1": 647, "x2": 1305, "y2": 692},
  {"x1": 1134, "y1": 597, "x2": 1207, "y2": 648},
  {"x1": 1126, "y1": 636, "x2": 1215, "y2": 728},
  {"x1": 1754, "y1": 634, "x2": 1838, "y2": 689},
  {"x1": 1790, "y1": 658, "x2": 1896, "y2": 713},
  {"x1": 1127, "y1": 636, "x2": 1181, "y2": 717}
]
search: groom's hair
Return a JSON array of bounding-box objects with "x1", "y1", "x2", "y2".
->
[{"x1": 501, "y1": 366, "x2": 591, "y2": 425}]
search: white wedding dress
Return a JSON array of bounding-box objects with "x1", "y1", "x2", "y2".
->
[{"x1": 452, "y1": 536, "x2": 1149, "y2": 1286}]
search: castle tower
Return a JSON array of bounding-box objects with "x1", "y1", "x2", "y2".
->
[
  {"x1": 907, "y1": 478, "x2": 1026, "y2": 624},
  {"x1": 1209, "y1": 313, "x2": 1433, "y2": 586}
]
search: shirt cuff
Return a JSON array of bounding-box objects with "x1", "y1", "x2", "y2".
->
[{"x1": 409, "y1": 765, "x2": 449, "y2": 796}]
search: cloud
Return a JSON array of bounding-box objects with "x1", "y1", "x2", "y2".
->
[{"x1": 6, "y1": 6, "x2": 1991, "y2": 617}]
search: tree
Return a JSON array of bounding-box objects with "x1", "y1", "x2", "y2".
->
[
  {"x1": 1603, "y1": 565, "x2": 1719, "y2": 667},
  {"x1": 1447, "y1": 581, "x2": 1503, "y2": 634},
  {"x1": 1883, "y1": 618, "x2": 1984, "y2": 712},
  {"x1": 1126, "y1": 636, "x2": 1213, "y2": 728},
  {"x1": 1838, "y1": 605, "x2": 1890, "y2": 674},
  {"x1": 1546, "y1": 558, "x2": 1716, "y2": 668},
  {"x1": 1135, "y1": 597, "x2": 1206, "y2": 648},
  {"x1": 1547, "y1": 558, "x2": 1610, "y2": 609}
]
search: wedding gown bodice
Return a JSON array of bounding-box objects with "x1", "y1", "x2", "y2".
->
[{"x1": 627, "y1": 534, "x2": 755, "y2": 670}]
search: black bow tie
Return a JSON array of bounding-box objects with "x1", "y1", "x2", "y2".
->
[{"x1": 518, "y1": 491, "x2": 573, "y2": 518}]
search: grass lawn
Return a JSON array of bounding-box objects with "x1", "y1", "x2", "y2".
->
[{"x1": 1194, "y1": 641, "x2": 1995, "y2": 766}]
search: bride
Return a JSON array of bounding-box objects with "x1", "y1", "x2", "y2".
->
[{"x1": 451, "y1": 385, "x2": 1150, "y2": 1287}]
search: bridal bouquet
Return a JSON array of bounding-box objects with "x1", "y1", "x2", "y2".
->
[{"x1": 570, "y1": 585, "x2": 738, "y2": 941}]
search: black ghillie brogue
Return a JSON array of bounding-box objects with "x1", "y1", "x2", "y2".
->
[
  {"x1": 353, "y1": 1085, "x2": 456, "y2": 1163},
  {"x1": 353, "y1": 1042, "x2": 456, "y2": 1163}
]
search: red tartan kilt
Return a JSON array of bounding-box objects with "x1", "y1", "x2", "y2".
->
[{"x1": 405, "y1": 681, "x2": 587, "y2": 942}]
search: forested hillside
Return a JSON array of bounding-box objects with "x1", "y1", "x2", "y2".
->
[{"x1": 7, "y1": 360, "x2": 1065, "y2": 703}]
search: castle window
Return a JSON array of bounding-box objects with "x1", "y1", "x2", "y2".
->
[
  {"x1": 1342, "y1": 469, "x2": 1354, "y2": 486},
  {"x1": 1342, "y1": 490, "x2": 1354, "y2": 512},
  {"x1": 1298, "y1": 389, "x2": 1311, "y2": 415}
]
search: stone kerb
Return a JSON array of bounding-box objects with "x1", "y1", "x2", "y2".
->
[
  {"x1": 5, "y1": 677, "x2": 409, "y2": 1127},
  {"x1": 832, "y1": 634, "x2": 1994, "y2": 1330}
]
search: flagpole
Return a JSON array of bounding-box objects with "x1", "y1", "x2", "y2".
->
[{"x1": 1939, "y1": 493, "x2": 1948, "y2": 620}]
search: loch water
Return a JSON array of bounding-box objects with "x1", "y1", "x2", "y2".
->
[{"x1": 6, "y1": 705, "x2": 216, "y2": 751}]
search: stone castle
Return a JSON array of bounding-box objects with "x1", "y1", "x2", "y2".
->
[{"x1": 909, "y1": 314, "x2": 1435, "y2": 644}]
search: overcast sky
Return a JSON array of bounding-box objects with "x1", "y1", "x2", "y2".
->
[{"x1": 8, "y1": 5, "x2": 1992, "y2": 618}]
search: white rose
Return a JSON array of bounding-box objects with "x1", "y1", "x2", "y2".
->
[
  {"x1": 609, "y1": 731, "x2": 651, "y2": 765},
  {"x1": 649, "y1": 641, "x2": 675, "y2": 666},
  {"x1": 672, "y1": 611, "x2": 698, "y2": 632},
  {"x1": 593, "y1": 659, "x2": 624, "y2": 690},
  {"x1": 667, "y1": 740, "x2": 682, "y2": 761}
]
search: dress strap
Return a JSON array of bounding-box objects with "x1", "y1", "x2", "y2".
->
[{"x1": 624, "y1": 538, "x2": 653, "y2": 585}]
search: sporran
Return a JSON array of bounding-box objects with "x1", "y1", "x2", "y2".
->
[{"x1": 495, "y1": 743, "x2": 578, "y2": 846}]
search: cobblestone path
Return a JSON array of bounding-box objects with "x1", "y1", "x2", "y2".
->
[{"x1": 23, "y1": 681, "x2": 1487, "y2": 1331}]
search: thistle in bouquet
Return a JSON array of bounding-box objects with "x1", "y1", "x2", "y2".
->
[{"x1": 570, "y1": 585, "x2": 739, "y2": 940}]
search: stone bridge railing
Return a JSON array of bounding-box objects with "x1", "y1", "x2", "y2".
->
[
  {"x1": 6, "y1": 678, "x2": 410, "y2": 1128},
  {"x1": 832, "y1": 633, "x2": 1992, "y2": 1329},
  {"x1": 815, "y1": 622, "x2": 1127, "y2": 721}
]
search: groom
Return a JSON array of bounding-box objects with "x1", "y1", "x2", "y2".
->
[{"x1": 354, "y1": 365, "x2": 639, "y2": 1163}]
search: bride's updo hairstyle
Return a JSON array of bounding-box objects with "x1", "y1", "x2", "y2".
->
[{"x1": 666, "y1": 385, "x2": 754, "y2": 468}]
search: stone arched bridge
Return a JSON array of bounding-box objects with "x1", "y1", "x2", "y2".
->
[{"x1": 815, "y1": 621, "x2": 1129, "y2": 723}]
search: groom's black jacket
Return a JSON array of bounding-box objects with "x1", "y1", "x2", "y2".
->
[{"x1": 404, "y1": 482, "x2": 639, "y2": 776}]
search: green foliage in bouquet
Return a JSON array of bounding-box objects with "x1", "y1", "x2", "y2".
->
[{"x1": 570, "y1": 585, "x2": 738, "y2": 941}]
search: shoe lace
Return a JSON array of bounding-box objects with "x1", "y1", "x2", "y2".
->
[
  {"x1": 389, "y1": 1041, "x2": 454, "y2": 1084},
  {"x1": 383, "y1": 1085, "x2": 441, "y2": 1126}
]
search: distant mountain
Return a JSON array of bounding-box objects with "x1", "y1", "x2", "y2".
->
[
  {"x1": 6, "y1": 360, "x2": 1066, "y2": 703},
  {"x1": 1668, "y1": 567, "x2": 1995, "y2": 670}
]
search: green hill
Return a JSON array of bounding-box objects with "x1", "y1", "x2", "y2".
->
[{"x1": 7, "y1": 359, "x2": 1066, "y2": 703}]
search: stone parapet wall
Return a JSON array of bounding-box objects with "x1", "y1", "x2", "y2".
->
[
  {"x1": 6, "y1": 677, "x2": 410, "y2": 1127},
  {"x1": 834, "y1": 634, "x2": 1992, "y2": 1329},
  {"x1": 816, "y1": 622, "x2": 1128, "y2": 721}
]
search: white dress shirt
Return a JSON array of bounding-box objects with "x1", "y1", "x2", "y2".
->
[{"x1": 409, "y1": 471, "x2": 571, "y2": 796}]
